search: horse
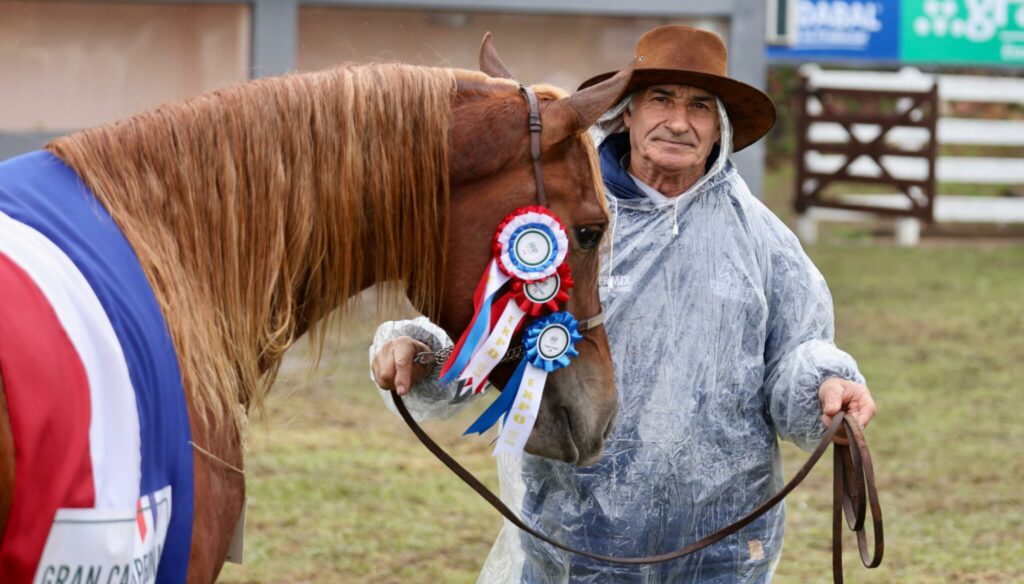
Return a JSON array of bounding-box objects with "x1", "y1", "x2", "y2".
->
[{"x1": 0, "y1": 38, "x2": 630, "y2": 582}]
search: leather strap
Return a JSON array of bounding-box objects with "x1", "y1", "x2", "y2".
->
[
  {"x1": 392, "y1": 394, "x2": 882, "y2": 579},
  {"x1": 520, "y1": 85, "x2": 547, "y2": 208},
  {"x1": 575, "y1": 310, "x2": 604, "y2": 332}
]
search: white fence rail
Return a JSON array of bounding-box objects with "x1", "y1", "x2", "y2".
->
[{"x1": 796, "y1": 65, "x2": 1024, "y2": 246}]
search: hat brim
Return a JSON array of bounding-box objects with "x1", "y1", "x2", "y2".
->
[{"x1": 579, "y1": 69, "x2": 776, "y2": 152}]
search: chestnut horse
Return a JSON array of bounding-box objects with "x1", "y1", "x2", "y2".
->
[{"x1": 0, "y1": 40, "x2": 629, "y2": 582}]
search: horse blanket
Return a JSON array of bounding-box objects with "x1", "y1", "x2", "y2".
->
[{"x1": 0, "y1": 151, "x2": 193, "y2": 584}]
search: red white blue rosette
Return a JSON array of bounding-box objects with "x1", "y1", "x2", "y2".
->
[
  {"x1": 493, "y1": 207, "x2": 569, "y2": 281},
  {"x1": 449, "y1": 263, "x2": 575, "y2": 398},
  {"x1": 464, "y1": 312, "x2": 584, "y2": 457}
]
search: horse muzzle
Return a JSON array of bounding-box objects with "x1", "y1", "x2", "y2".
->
[{"x1": 524, "y1": 361, "x2": 618, "y2": 467}]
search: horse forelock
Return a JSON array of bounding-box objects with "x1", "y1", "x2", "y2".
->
[{"x1": 46, "y1": 63, "x2": 459, "y2": 430}]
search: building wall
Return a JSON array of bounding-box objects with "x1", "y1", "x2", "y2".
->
[
  {"x1": 0, "y1": 0, "x2": 763, "y2": 191},
  {"x1": 297, "y1": 8, "x2": 723, "y2": 92},
  {"x1": 0, "y1": 1, "x2": 250, "y2": 132},
  {"x1": 0, "y1": 2, "x2": 728, "y2": 132}
]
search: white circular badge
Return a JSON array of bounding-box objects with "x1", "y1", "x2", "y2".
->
[
  {"x1": 514, "y1": 229, "x2": 554, "y2": 267},
  {"x1": 524, "y1": 274, "x2": 560, "y2": 304},
  {"x1": 495, "y1": 210, "x2": 568, "y2": 281},
  {"x1": 537, "y1": 324, "x2": 571, "y2": 361}
]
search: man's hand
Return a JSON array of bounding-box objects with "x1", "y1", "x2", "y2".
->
[
  {"x1": 371, "y1": 336, "x2": 432, "y2": 396},
  {"x1": 819, "y1": 377, "x2": 877, "y2": 431}
]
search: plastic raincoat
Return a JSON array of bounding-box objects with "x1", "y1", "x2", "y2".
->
[{"x1": 370, "y1": 101, "x2": 864, "y2": 583}]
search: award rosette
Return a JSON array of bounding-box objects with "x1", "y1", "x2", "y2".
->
[
  {"x1": 493, "y1": 206, "x2": 569, "y2": 281},
  {"x1": 464, "y1": 312, "x2": 584, "y2": 457},
  {"x1": 511, "y1": 263, "x2": 572, "y2": 318},
  {"x1": 439, "y1": 207, "x2": 571, "y2": 397},
  {"x1": 450, "y1": 263, "x2": 574, "y2": 398}
]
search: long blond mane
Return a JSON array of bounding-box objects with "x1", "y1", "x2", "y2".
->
[{"x1": 48, "y1": 64, "x2": 460, "y2": 429}]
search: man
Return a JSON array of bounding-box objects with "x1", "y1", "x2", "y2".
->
[{"x1": 370, "y1": 26, "x2": 876, "y2": 583}]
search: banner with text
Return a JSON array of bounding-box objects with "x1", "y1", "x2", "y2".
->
[
  {"x1": 768, "y1": 0, "x2": 901, "y2": 61},
  {"x1": 769, "y1": 0, "x2": 1024, "y2": 65}
]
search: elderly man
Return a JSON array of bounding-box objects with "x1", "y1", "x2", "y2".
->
[{"x1": 370, "y1": 26, "x2": 876, "y2": 583}]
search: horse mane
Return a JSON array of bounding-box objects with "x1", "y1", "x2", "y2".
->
[{"x1": 47, "y1": 63, "x2": 480, "y2": 429}]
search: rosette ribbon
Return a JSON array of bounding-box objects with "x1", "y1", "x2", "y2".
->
[
  {"x1": 464, "y1": 311, "x2": 584, "y2": 457},
  {"x1": 440, "y1": 206, "x2": 570, "y2": 397},
  {"x1": 451, "y1": 263, "x2": 574, "y2": 397}
]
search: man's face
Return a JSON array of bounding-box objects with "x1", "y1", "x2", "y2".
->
[{"x1": 623, "y1": 84, "x2": 721, "y2": 178}]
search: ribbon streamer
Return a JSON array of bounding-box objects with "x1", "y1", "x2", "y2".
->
[
  {"x1": 464, "y1": 312, "x2": 584, "y2": 457},
  {"x1": 454, "y1": 264, "x2": 574, "y2": 397},
  {"x1": 439, "y1": 260, "x2": 509, "y2": 384}
]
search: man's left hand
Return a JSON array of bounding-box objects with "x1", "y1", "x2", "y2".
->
[{"x1": 819, "y1": 377, "x2": 876, "y2": 431}]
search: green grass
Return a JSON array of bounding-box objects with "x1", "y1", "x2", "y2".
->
[
  {"x1": 774, "y1": 245, "x2": 1024, "y2": 583},
  {"x1": 220, "y1": 169, "x2": 1024, "y2": 583},
  {"x1": 218, "y1": 316, "x2": 506, "y2": 584}
]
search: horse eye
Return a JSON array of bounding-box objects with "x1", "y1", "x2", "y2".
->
[{"x1": 575, "y1": 226, "x2": 604, "y2": 251}]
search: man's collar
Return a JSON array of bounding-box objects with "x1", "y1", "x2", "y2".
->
[
  {"x1": 598, "y1": 133, "x2": 647, "y2": 201},
  {"x1": 627, "y1": 171, "x2": 669, "y2": 203}
]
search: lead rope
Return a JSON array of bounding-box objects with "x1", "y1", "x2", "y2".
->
[{"x1": 393, "y1": 395, "x2": 882, "y2": 578}]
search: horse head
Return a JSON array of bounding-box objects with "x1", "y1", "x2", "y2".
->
[{"x1": 419, "y1": 35, "x2": 631, "y2": 466}]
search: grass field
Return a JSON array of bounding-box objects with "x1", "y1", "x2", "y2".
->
[{"x1": 220, "y1": 167, "x2": 1024, "y2": 583}]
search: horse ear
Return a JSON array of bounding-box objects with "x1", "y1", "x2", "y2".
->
[
  {"x1": 479, "y1": 32, "x2": 516, "y2": 80},
  {"x1": 542, "y1": 62, "x2": 636, "y2": 147}
]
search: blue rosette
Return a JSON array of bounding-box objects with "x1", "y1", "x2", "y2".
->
[
  {"x1": 463, "y1": 312, "x2": 583, "y2": 437},
  {"x1": 523, "y1": 312, "x2": 583, "y2": 372}
]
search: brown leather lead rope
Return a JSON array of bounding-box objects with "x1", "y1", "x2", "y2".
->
[{"x1": 392, "y1": 393, "x2": 882, "y2": 580}]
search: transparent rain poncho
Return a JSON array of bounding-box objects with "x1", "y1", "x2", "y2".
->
[{"x1": 371, "y1": 100, "x2": 864, "y2": 583}]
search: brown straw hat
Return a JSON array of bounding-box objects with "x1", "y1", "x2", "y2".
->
[{"x1": 579, "y1": 25, "x2": 776, "y2": 152}]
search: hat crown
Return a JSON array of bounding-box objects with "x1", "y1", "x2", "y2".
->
[{"x1": 634, "y1": 26, "x2": 728, "y2": 80}]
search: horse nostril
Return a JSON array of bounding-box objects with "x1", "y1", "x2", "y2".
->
[{"x1": 603, "y1": 408, "x2": 617, "y2": 439}]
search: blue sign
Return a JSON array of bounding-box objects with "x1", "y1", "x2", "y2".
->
[{"x1": 768, "y1": 0, "x2": 901, "y2": 61}]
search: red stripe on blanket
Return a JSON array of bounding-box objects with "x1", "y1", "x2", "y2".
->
[{"x1": 0, "y1": 252, "x2": 95, "y2": 583}]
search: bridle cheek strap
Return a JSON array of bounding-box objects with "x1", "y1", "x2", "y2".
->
[
  {"x1": 521, "y1": 84, "x2": 606, "y2": 333},
  {"x1": 520, "y1": 85, "x2": 548, "y2": 208}
]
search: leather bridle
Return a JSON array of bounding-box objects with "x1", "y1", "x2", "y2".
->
[
  {"x1": 396, "y1": 85, "x2": 883, "y2": 581},
  {"x1": 413, "y1": 84, "x2": 603, "y2": 370},
  {"x1": 518, "y1": 85, "x2": 604, "y2": 335}
]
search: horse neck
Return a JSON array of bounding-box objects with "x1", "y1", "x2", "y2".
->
[{"x1": 47, "y1": 64, "x2": 455, "y2": 424}]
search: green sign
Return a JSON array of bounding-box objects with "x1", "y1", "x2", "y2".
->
[{"x1": 902, "y1": 0, "x2": 1024, "y2": 64}]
